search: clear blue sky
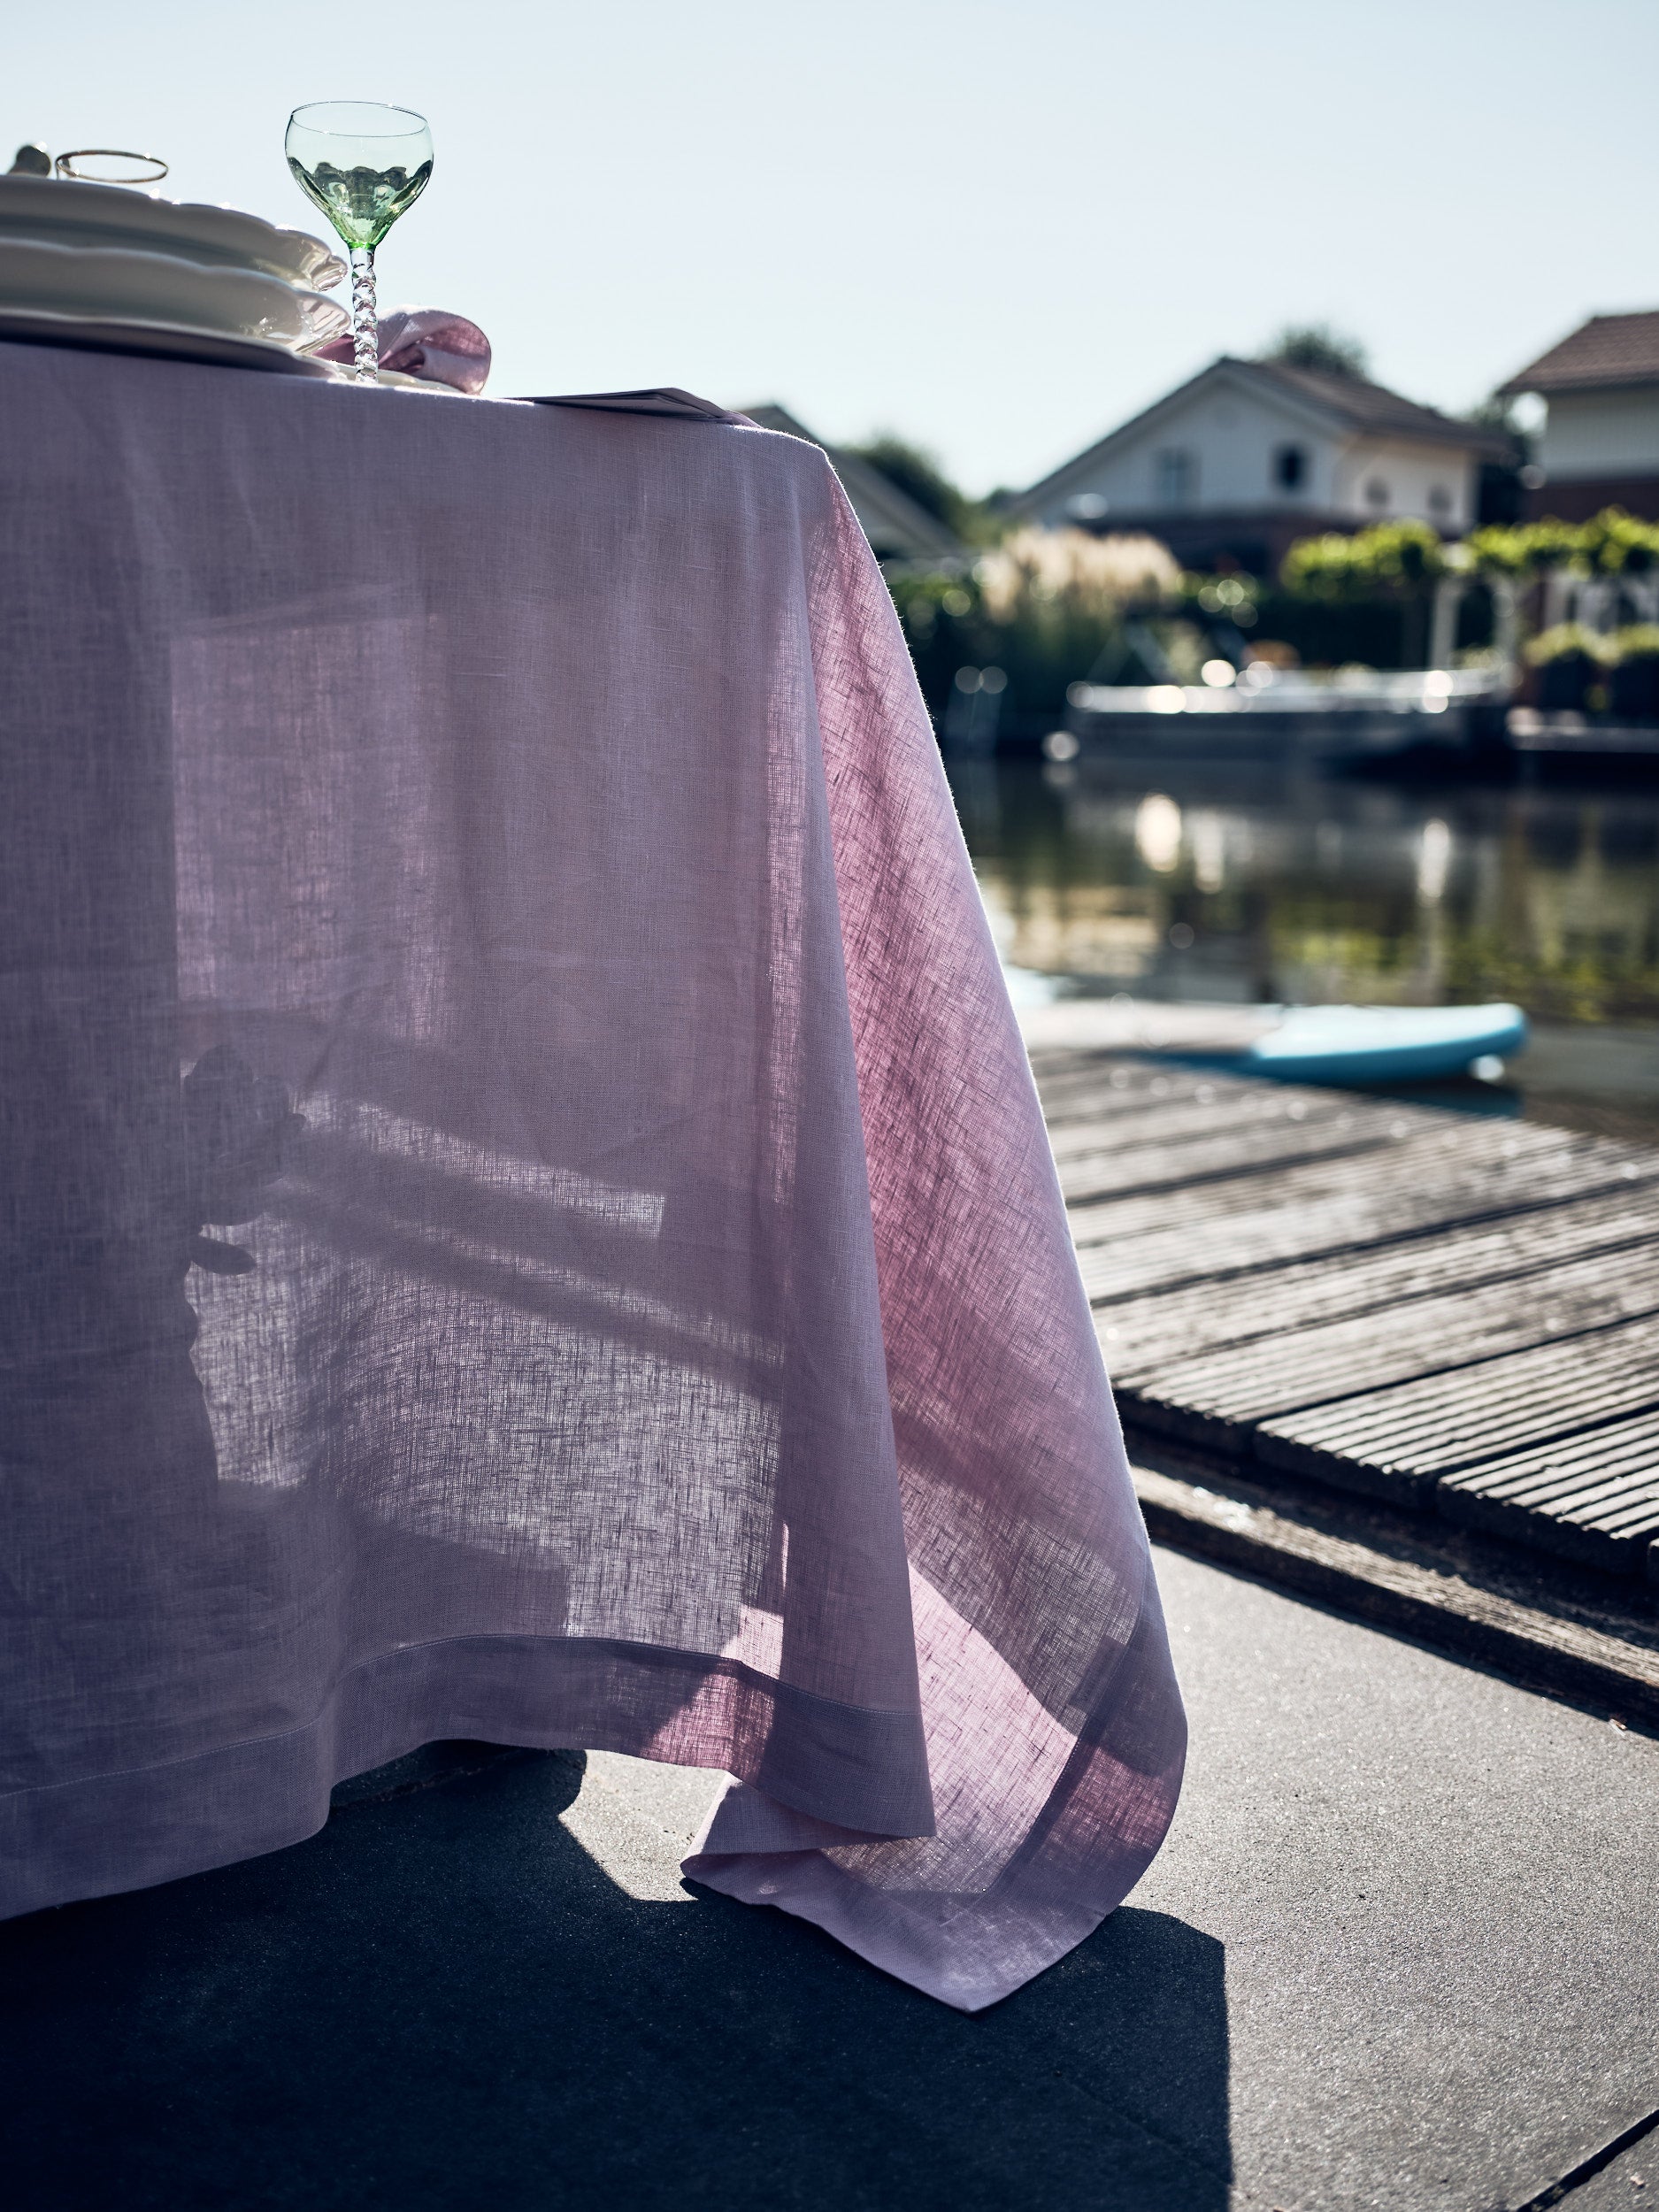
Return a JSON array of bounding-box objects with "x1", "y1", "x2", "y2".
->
[{"x1": 12, "y1": 0, "x2": 1657, "y2": 491}]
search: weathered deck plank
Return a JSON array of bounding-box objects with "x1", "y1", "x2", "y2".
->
[
  {"x1": 1045, "y1": 1086, "x2": 1352, "y2": 1158},
  {"x1": 1438, "y1": 1412, "x2": 1659, "y2": 1573},
  {"x1": 1124, "y1": 1243, "x2": 1659, "y2": 1440},
  {"x1": 1072, "y1": 1126, "x2": 1652, "y2": 1300},
  {"x1": 1255, "y1": 1322, "x2": 1659, "y2": 1502},
  {"x1": 1096, "y1": 1183, "x2": 1659, "y2": 1375},
  {"x1": 1058, "y1": 1118, "x2": 1402, "y2": 1207},
  {"x1": 1029, "y1": 1040, "x2": 1659, "y2": 1586}
]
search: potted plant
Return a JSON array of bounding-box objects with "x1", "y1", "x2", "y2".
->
[
  {"x1": 1606, "y1": 625, "x2": 1659, "y2": 721},
  {"x1": 1523, "y1": 623, "x2": 1607, "y2": 712}
]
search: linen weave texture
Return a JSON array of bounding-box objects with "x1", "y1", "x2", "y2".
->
[{"x1": 0, "y1": 343, "x2": 1185, "y2": 2008}]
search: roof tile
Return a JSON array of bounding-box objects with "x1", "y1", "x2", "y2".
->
[
  {"x1": 1242, "y1": 358, "x2": 1509, "y2": 453},
  {"x1": 1498, "y1": 311, "x2": 1659, "y2": 396}
]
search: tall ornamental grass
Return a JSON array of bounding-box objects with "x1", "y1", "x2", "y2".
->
[{"x1": 889, "y1": 529, "x2": 1179, "y2": 728}]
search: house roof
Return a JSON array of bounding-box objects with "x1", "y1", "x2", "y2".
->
[
  {"x1": 741, "y1": 403, "x2": 961, "y2": 559},
  {"x1": 1497, "y1": 311, "x2": 1659, "y2": 396},
  {"x1": 1021, "y1": 356, "x2": 1506, "y2": 510},
  {"x1": 1248, "y1": 359, "x2": 1509, "y2": 451}
]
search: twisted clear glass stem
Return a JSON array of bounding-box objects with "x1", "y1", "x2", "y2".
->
[{"x1": 349, "y1": 246, "x2": 379, "y2": 383}]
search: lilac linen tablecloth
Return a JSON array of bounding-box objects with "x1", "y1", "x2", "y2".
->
[{"x1": 0, "y1": 342, "x2": 1184, "y2": 2010}]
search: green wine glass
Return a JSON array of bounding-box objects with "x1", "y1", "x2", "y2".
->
[{"x1": 286, "y1": 101, "x2": 433, "y2": 383}]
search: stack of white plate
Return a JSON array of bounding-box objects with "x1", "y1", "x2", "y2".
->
[{"x1": 0, "y1": 173, "x2": 349, "y2": 373}]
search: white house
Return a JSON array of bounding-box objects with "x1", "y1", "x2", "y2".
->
[
  {"x1": 1498, "y1": 311, "x2": 1659, "y2": 523},
  {"x1": 1018, "y1": 357, "x2": 1505, "y2": 574}
]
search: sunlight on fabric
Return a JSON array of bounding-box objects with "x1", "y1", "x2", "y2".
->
[
  {"x1": 329, "y1": 1097, "x2": 667, "y2": 1237},
  {"x1": 822, "y1": 1563, "x2": 1079, "y2": 1888},
  {"x1": 288, "y1": 1112, "x2": 776, "y2": 1374},
  {"x1": 718, "y1": 1603, "x2": 786, "y2": 1678}
]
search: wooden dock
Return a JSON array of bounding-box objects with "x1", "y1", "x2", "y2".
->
[
  {"x1": 1507, "y1": 707, "x2": 1659, "y2": 764},
  {"x1": 1027, "y1": 1040, "x2": 1659, "y2": 1590}
]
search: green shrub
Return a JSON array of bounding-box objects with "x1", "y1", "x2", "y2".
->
[
  {"x1": 1464, "y1": 510, "x2": 1659, "y2": 579},
  {"x1": 1523, "y1": 623, "x2": 1611, "y2": 667},
  {"x1": 1605, "y1": 623, "x2": 1659, "y2": 664},
  {"x1": 1279, "y1": 518, "x2": 1447, "y2": 601},
  {"x1": 1574, "y1": 510, "x2": 1659, "y2": 577}
]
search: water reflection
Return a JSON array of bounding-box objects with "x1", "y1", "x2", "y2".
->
[{"x1": 950, "y1": 757, "x2": 1659, "y2": 1142}]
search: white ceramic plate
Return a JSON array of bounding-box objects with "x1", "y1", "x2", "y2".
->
[
  {"x1": 0, "y1": 314, "x2": 476, "y2": 389},
  {"x1": 0, "y1": 308, "x2": 345, "y2": 376},
  {"x1": 0, "y1": 174, "x2": 345, "y2": 289},
  {"x1": 0, "y1": 238, "x2": 348, "y2": 349}
]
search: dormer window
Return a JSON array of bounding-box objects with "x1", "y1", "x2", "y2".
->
[
  {"x1": 1365, "y1": 478, "x2": 1390, "y2": 509},
  {"x1": 1155, "y1": 449, "x2": 1197, "y2": 506},
  {"x1": 1273, "y1": 443, "x2": 1307, "y2": 492}
]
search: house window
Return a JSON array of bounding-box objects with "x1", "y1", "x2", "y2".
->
[
  {"x1": 1155, "y1": 449, "x2": 1197, "y2": 506},
  {"x1": 1273, "y1": 443, "x2": 1307, "y2": 492},
  {"x1": 1428, "y1": 483, "x2": 1452, "y2": 517},
  {"x1": 1365, "y1": 478, "x2": 1390, "y2": 508}
]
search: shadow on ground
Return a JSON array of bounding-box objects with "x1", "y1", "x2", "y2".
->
[{"x1": 2, "y1": 1746, "x2": 1229, "y2": 2211}]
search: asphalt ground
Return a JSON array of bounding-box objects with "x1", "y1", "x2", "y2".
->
[{"x1": 4, "y1": 1547, "x2": 1656, "y2": 2212}]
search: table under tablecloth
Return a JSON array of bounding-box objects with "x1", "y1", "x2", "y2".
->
[{"x1": 0, "y1": 342, "x2": 1184, "y2": 2010}]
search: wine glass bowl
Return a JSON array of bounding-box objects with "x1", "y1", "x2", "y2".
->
[{"x1": 285, "y1": 101, "x2": 432, "y2": 381}]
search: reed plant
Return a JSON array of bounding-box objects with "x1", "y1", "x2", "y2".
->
[{"x1": 889, "y1": 528, "x2": 1179, "y2": 730}]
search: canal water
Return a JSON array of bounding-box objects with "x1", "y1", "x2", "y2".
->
[{"x1": 949, "y1": 756, "x2": 1659, "y2": 1146}]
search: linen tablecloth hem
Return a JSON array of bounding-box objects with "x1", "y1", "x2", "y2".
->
[
  {"x1": 681, "y1": 1834, "x2": 1167, "y2": 2012},
  {"x1": 0, "y1": 1628, "x2": 934, "y2": 1923}
]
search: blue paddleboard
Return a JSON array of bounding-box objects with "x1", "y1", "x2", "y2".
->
[{"x1": 1244, "y1": 1002, "x2": 1528, "y2": 1086}]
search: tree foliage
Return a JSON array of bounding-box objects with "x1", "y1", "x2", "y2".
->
[
  {"x1": 842, "y1": 434, "x2": 981, "y2": 540},
  {"x1": 1262, "y1": 323, "x2": 1371, "y2": 380}
]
